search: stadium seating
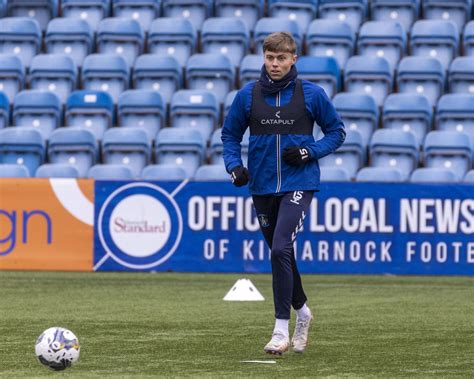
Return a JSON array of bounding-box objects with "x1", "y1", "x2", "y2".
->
[
  {"x1": 422, "y1": 0, "x2": 471, "y2": 32},
  {"x1": 201, "y1": 17, "x2": 249, "y2": 68},
  {"x1": 208, "y1": 127, "x2": 249, "y2": 165},
  {"x1": 29, "y1": 54, "x2": 77, "y2": 104},
  {"x1": 36, "y1": 163, "x2": 80, "y2": 178},
  {"x1": 7, "y1": 0, "x2": 58, "y2": 31},
  {"x1": 65, "y1": 90, "x2": 115, "y2": 141},
  {"x1": 296, "y1": 56, "x2": 341, "y2": 98},
  {"x1": 96, "y1": 18, "x2": 144, "y2": 67},
  {"x1": 0, "y1": 0, "x2": 5, "y2": 18},
  {"x1": 409, "y1": 167, "x2": 458, "y2": 183},
  {"x1": 194, "y1": 164, "x2": 229, "y2": 181},
  {"x1": 133, "y1": 55, "x2": 181, "y2": 106},
  {"x1": 448, "y1": 57, "x2": 474, "y2": 94},
  {"x1": 117, "y1": 90, "x2": 165, "y2": 142},
  {"x1": 47, "y1": 127, "x2": 97, "y2": 177},
  {"x1": 318, "y1": 129, "x2": 365, "y2": 179},
  {"x1": 155, "y1": 127, "x2": 205, "y2": 177},
  {"x1": 320, "y1": 166, "x2": 351, "y2": 182},
  {"x1": 0, "y1": 54, "x2": 24, "y2": 103},
  {"x1": 382, "y1": 93, "x2": 433, "y2": 146},
  {"x1": 186, "y1": 53, "x2": 234, "y2": 104},
  {"x1": 61, "y1": 0, "x2": 110, "y2": 31},
  {"x1": 88, "y1": 163, "x2": 135, "y2": 180},
  {"x1": 13, "y1": 90, "x2": 62, "y2": 140},
  {"x1": 333, "y1": 92, "x2": 378, "y2": 147},
  {"x1": 81, "y1": 54, "x2": 130, "y2": 103},
  {"x1": 357, "y1": 20, "x2": 406, "y2": 73},
  {"x1": 435, "y1": 94, "x2": 474, "y2": 141},
  {"x1": 463, "y1": 20, "x2": 474, "y2": 56},
  {"x1": 215, "y1": 0, "x2": 264, "y2": 32},
  {"x1": 0, "y1": 163, "x2": 30, "y2": 177},
  {"x1": 224, "y1": 90, "x2": 238, "y2": 119},
  {"x1": 239, "y1": 54, "x2": 263, "y2": 87},
  {"x1": 0, "y1": 17, "x2": 41, "y2": 68},
  {"x1": 344, "y1": 55, "x2": 393, "y2": 107},
  {"x1": 396, "y1": 56, "x2": 445, "y2": 107},
  {"x1": 161, "y1": 0, "x2": 212, "y2": 32},
  {"x1": 0, "y1": 91, "x2": 9, "y2": 128},
  {"x1": 254, "y1": 18, "x2": 302, "y2": 54},
  {"x1": 423, "y1": 130, "x2": 472, "y2": 179},
  {"x1": 45, "y1": 18, "x2": 93, "y2": 68},
  {"x1": 112, "y1": 0, "x2": 161, "y2": 31},
  {"x1": 268, "y1": 0, "x2": 319, "y2": 35},
  {"x1": 410, "y1": 20, "x2": 459, "y2": 70},
  {"x1": 370, "y1": 0, "x2": 420, "y2": 32},
  {"x1": 369, "y1": 129, "x2": 418, "y2": 180},
  {"x1": 463, "y1": 169, "x2": 474, "y2": 182},
  {"x1": 102, "y1": 127, "x2": 151, "y2": 178},
  {"x1": 318, "y1": 0, "x2": 368, "y2": 34},
  {"x1": 356, "y1": 166, "x2": 404, "y2": 182},
  {"x1": 306, "y1": 19, "x2": 355, "y2": 70},
  {"x1": 148, "y1": 17, "x2": 196, "y2": 68},
  {"x1": 0, "y1": 127, "x2": 44, "y2": 176},
  {"x1": 141, "y1": 164, "x2": 188, "y2": 180},
  {"x1": 170, "y1": 89, "x2": 219, "y2": 141}
]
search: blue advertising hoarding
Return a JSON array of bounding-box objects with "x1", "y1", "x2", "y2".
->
[{"x1": 94, "y1": 181, "x2": 474, "y2": 275}]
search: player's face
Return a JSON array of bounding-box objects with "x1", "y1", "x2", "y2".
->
[{"x1": 264, "y1": 51, "x2": 297, "y2": 81}]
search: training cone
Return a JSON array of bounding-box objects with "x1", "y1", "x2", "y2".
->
[{"x1": 223, "y1": 279, "x2": 265, "y2": 301}]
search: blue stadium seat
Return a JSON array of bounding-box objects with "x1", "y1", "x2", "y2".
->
[
  {"x1": 0, "y1": 92, "x2": 8, "y2": 129},
  {"x1": 0, "y1": 54, "x2": 24, "y2": 103},
  {"x1": 113, "y1": 0, "x2": 161, "y2": 31},
  {"x1": 186, "y1": 53, "x2": 234, "y2": 104},
  {"x1": 7, "y1": 0, "x2": 58, "y2": 31},
  {"x1": 463, "y1": 21, "x2": 474, "y2": 56},
  {"x1": 239, "y1": 54, "x2": 263, "y2": 87},
  {"x1": 102, "y1": 127, "x2": 151, "y2": 178},
  {"x1": 224, "y1": 90, "x2": 238, "y2": 119},
  {"x1": 382, "y1": 93, "x2": 432, "y2": 146},
  {"x1": 0, "y1": 163, "x2": 30, "y2": 177},
  {"x1": 29, "y1": 54, "x2": 77, "y2": 104},
  {"x1": 344, "y1": 55, "x2": 393, "y2": 107},
  {"x1": 410, "y1": 20, "x2": 459, "y2": 71},
  {"x1": 356, "y1": 166, "x2": 404, "y2": 182},
  {"x1": 448, "y1": 57, "x2": 474, "y2": 94},
  {"x1": 357, "y1": 21, "x2": 406, "y2": 73},
  {"x1": 423, "y1": 0, "x2": 471, "y2": 33},
  {"x1": 141, "y1": 164, "x2": 188, "y2": 180},
  {"x1": 0, "y1": 17, "x2": 41, "y2": 68},
  {"x1": 369, "y1": 129, "x2": 418, "y2": 180},
  {"x1": 81, "y1": 54, "x2": 130, "y2": 103},
  {"x1": 0, "y1": 0, "x2": 5, "y2": 17},
  {"x1": 268, "y1": 0, "x2": 319, "y2": 36},
  {"x1": 61, "y1": 0, "x2": 110, "y2": 31},
  {"x1": 133, "y1": 54, "x2": 181, "y2": 106},
  {"x1": 162, "y1": 0, "x2": 212, "y2": 32},
  {"x1": 170, "y1": 89, "x2": 219, "y2": 141},
  {"x1": 410, "y1": 167, "x2": 458, "y2": 183},
  {"x1": 333, "y1": 92, "x2": 378, "y2": 147},
  {"x1": 435, "y1": 94, "x2": 474, "y2": 147},
  {"x1": 97, "y1": 18, "x2": 144, "y2": 67},
  {"x1": 45, "y1": 18, "x2": 93, "y2": 68},
  {"x1": 66, "y1": 90, "x2": 114, "y2": 140},
  {"x1": 295, "y1": 56, "x2": 340, "y2": 98},
  {"x1": 371, "y1": 0, "x2": 420, "y2": 32},
  {"x1": 463, "y1": 169, "x2": 474, "y2": 182},
  {"x1": 148, "y1": 17, "x2": 196, "y2": 68},
  {"x1": 117, "y1": 90, "x2": 165, "y2": 142},
  {"x1": 396, "y1": 56, "x2": 445, "y2": 107},
  {"x1": 208, "y1": 127, "x2": 249, "y2": 165},
  {"x1": 88, "y1": 163, "x2": 135, "y2": 180},
  {"x1": 201, "y1": 17, "x2": 249, "y2": 68},
  {"x1": 319, "y1": 129, "x2": 365, "y2": 179},
  {"x1": 318, "y1": 0, "x2": 368, "y2": 34},
  {"x1": 320, "y1": 166, "x2": 351, "y2": 181},
  {"x1": 47, "y1": 127, "x2": 97, "y2": 177},
  {"x1": 13, "y1": 90, "x2": 62, "y2": 140},
  {"x1": 305, "y1": 19, "x2": 355, "y2": 70},
  {"x1": 194, "y1": 164, "x2": 229, "y2": 181},
  {"x1": 215, "y1": 0, "x2": 264, "y2": 32},
  {"x1": 36, "y1": 163, "x2": 80, "y2": 178},
  {"x1": 254, "y1": 18, "x2": 302, "y2": 54},
  {"x1": 0, "y1": 127, "x2": 44, "y2": 176},
  {"x1": 155, "y1": 127, "x2": 205, "y2": 178}
]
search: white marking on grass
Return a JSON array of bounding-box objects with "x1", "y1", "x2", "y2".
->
[{"x1": 241, "y1": 360, "x2": 276, "y2": 364}]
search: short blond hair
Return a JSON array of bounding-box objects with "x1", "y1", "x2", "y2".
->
[{"x1": 262, "y1": 32, "x2": 297, "y2": 54}]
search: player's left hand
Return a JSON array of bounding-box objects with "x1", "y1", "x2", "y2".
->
[{"x1": 282, "y1": 146, "x2": 311, "y2": 166}]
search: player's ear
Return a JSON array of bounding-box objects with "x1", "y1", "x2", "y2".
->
[{"x1": 292, "y1": 54, "x2": 298, "y2": 64}]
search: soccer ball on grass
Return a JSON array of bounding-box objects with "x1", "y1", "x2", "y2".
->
[{"x1": 35, "y1": 327, "x2": 80, "y2": 371}]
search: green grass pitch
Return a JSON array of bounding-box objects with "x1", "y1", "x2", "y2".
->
[{"x1": 0, "y1": 271, "x2": 473, "y2": 378}]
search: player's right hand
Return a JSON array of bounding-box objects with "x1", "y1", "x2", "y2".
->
[{"x1": 230, "y1": 166, "x2": 249, "y2": 187}]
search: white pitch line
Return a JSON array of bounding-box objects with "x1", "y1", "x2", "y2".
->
[{"x1": 240, "y1": 360, "x2": 276, "y2": 364}]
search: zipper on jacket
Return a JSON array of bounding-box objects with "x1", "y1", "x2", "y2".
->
[{"x1": 276, "y1": 91, "x2": 282, "y2": 193}]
